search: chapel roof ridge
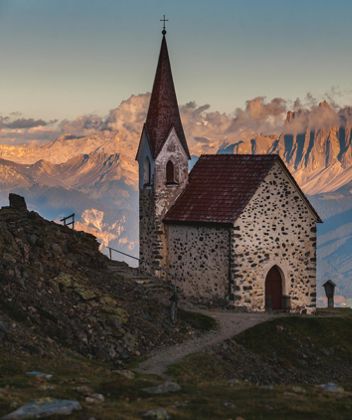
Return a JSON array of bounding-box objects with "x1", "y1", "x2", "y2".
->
[
  {"x1": 199, "y1": 154, "x2": 280, "y2": 159},
  {"x1": 164, "y1": 152, "x2": 322, "y2": 225}
]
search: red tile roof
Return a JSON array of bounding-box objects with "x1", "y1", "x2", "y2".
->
[
  {"x1": 144, "y1": 35, "x2": 190, "y2": 159},
  {"x1": 164, "y1": 154, "x2": 321, "y2": 225}
]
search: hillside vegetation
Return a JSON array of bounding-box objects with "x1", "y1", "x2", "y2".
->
[
  {"x1": 170, "y1": 309, "x2": 352, "y2": 385},
  {"x1": 0, "y1": 312, "x2": 351, "y2": 419},
  {"x1": 1, "y1": 196, "x2": 351, "y2": 418}
]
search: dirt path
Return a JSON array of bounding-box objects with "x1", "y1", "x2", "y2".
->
[{"x1": 136, "y1": 309, "x2": 274, "y2": 377}]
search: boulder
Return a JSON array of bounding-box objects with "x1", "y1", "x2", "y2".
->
[
  {"x1": 85, "y1": 393, "x2": 105, "y2": 404},
  {"x1": 25, "y1": 371, "x2": 53, "y2": 380},
  {"x1": 2, "y1": 398, "x2": 81, "y2": 419},
  {"x1": 112, "y1": 369, "x2": 136, "y2": 380},
  {"x1": 143, "y1": 407, "x2": 170, "y2": 419},
  {"x1": 319, "y1": 382, "x2": 345, "y2": 393},
  {"x1": 143, "y1": 381, "x2": 181, "y2": 395}
]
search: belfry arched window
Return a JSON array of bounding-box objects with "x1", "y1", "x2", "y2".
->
[
  {"x1": 143, "y1": 156, "x2": 151, "y2": 186},
  {"x1": 166, "y1": 160, "x2": 176, "y2": 184}
]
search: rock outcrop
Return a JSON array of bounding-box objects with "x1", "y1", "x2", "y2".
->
[{"x1": 8, "y1": 193, "x2": 27, "y2": 211}]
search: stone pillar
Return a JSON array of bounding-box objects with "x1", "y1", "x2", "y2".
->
[{"x1": 9, "y1": 193, "x2": 28, "y2": 211}]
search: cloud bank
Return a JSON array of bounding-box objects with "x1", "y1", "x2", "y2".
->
[{"x1": 1, "y1": 92, "x2": 352, "y2": 150}]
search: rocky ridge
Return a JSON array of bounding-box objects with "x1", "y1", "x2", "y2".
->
[{"x1": 0, "y1": 194, "x2": 203, "y2": 366}]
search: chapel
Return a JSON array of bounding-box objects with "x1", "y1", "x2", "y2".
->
[{"x1": 136, "y1": 28, "x2": 322, "y2": 311}]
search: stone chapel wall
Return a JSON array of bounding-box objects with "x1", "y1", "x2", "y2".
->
[
  {"x1": 231, "y1": 161, "x2": 317, "y2": 311},
  {"x1": 167, "y1": 223, "x2": 230, "y2": 299},
  {"x1": 139, "y1": 128, "x2": 188, "y2": 275}
]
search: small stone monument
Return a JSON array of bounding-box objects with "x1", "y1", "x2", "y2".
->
[{"x1": 9, "y1": 193, "x2": 28, "y2": 211}]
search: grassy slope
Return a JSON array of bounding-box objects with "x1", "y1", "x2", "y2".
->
[
  {"x1": 167, "y1": 309, "x2": 352, "y2": 419},
  {"x1": 170, "y1": 309, "x2": 352, "y2": 384},
  {"x1": 0, "y1": 309, "x2": 217, "y2": 419},
  {"x1": 1, "y1": 310, "x2": 351, "y2": 419}
]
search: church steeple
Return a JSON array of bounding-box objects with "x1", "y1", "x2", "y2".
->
[
  {"x1": 137, "y1": 24, "x2": 191, "y2": 276},
  {"x1": 144, "y1": 31, "x2": 190, "y2": 159}
]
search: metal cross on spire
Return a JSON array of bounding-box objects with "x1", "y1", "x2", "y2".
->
[{"x1": 160, "y1": 14, "x2": 168, "y2": 35}]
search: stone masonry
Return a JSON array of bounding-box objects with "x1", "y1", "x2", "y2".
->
[
  {"x1": 139, "y1": 129, "x2": 188, "y2": 275},
  {"x1": 136, "y1": 31, "x2": 320, "y2": 311},
  {"x1": 231, "y1": 161, "x2": 316, "y2": 311},
  {"x1": 165, "y1": 160, "x2": 317, "y2": 310},
  {"x1": 167, "y1": 224, "x2": 230, "y2": 299}
]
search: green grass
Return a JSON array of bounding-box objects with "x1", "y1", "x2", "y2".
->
[
  {"x1": 170, "y1": 310, "x2": 352, "y2": 383},
  {"x1": 170, "y1": 383, "x2": 352, "y2": 419},
  {"x1": 165, "y1": 309, "x2": 352, "y2": 419},
  {"x1": 167, "y1": 352, "x2": 228, "y2": 383},
  {"x1": 1, "y1": 310, "x2": 352, "y2": 419},
  {"x1": 237, "y1": 314, "x2": 352, "y2": 358},
  {"x1": 233, "y1": 310, "x2": 352, "y2": 384},
  {"x1": 0, "y1": 349, "x2": 163, "y2": 419},
  {"x1": 317, "y1": 308, "x2": 352, "y2": 317}
]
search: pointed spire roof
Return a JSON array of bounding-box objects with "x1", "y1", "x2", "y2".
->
[{"x1": 144, "y1": 34, "x2": 190, "y2": 159}]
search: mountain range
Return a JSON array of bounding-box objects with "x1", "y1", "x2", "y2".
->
[{"x1": 0, "y1": 94, "x2": 351, "y2": 303}]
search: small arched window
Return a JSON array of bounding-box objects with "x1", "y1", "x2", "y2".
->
[
  {"x1": 143, "y1": 156, "x2": 151, "y2": 186},
  {"x1": 166, "y1": 160, "x2": 176, "y2": 184}
]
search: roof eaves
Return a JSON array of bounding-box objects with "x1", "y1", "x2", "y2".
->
[{"x1": 163, "y1": 218, "x2": 233, "y2": 227}]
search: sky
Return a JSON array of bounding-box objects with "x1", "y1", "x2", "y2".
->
[{"x1": 0, "y1": 0, "x2": 352, "y2": 120}]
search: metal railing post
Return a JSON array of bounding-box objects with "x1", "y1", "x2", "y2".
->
[
  {"x1": 107, "y1": 246, "x2": 139, "y2": 262},
  {"x1": 60, "y1": 213, "x2": 75, "y2": 230}
]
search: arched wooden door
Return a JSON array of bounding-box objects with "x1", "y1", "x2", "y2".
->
[{"x1": 265, "y1": 266, "x2": 283, "y2": 310}]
